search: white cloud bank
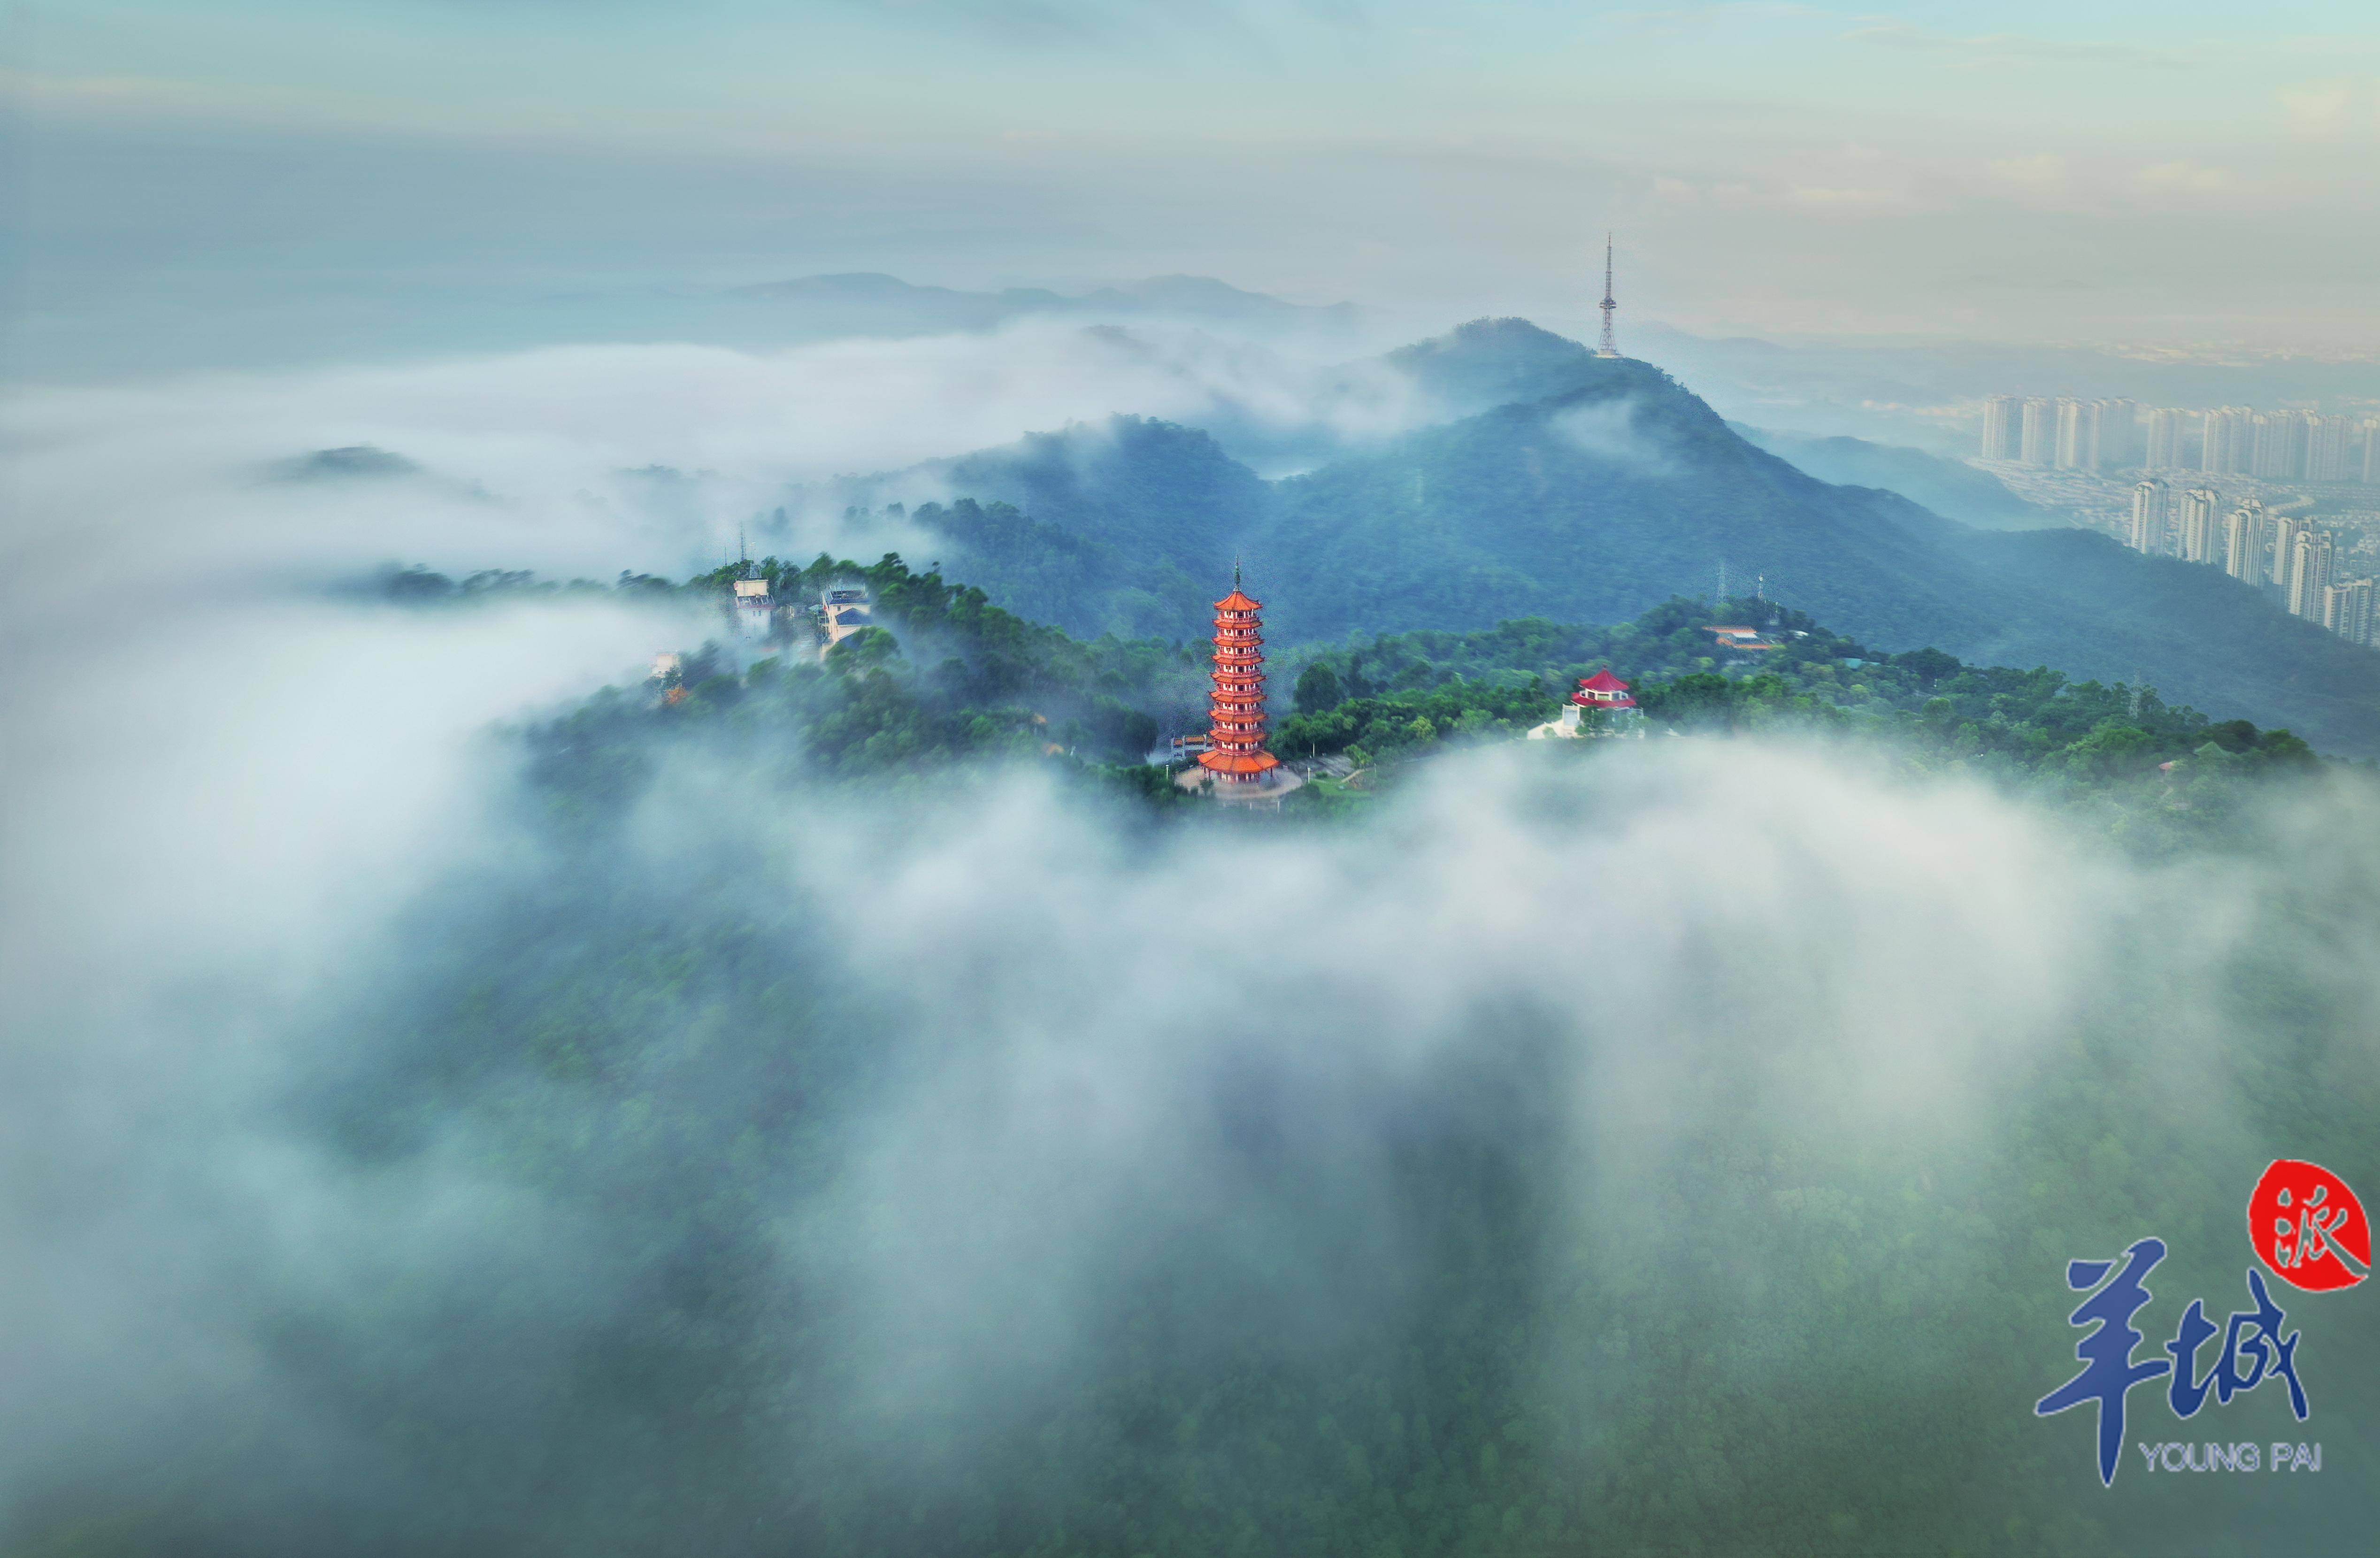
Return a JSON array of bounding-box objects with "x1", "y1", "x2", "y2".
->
[{"x1": 3, "y1": 331, "x2": 2376, "y2": 1553}]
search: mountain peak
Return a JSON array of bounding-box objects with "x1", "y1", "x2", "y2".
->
[{"x1": 1387, "y1": 317, "x2": 1665, "y2": 416}]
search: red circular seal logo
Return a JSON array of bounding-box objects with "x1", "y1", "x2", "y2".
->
[{"x1": 2249, "y1": 1159, "x2": 2369, "y2": 1293}]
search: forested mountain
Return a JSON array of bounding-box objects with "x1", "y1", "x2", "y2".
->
[
  {"x1": 886, "y1": 418, "x2": 1270, "y2": 641},
  {"x1": 844, "y1": 321, "x2": 2380, "y2": 753},
  {"x1": 1260, "y1": 358, "x2": 1978, "y2": 645}
]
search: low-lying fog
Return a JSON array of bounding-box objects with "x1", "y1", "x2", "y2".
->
[{"x1": 3, "y1": 334, "x2": 2373, "y2": 1556}]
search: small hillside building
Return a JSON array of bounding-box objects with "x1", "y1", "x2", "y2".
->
[
  {"x1": 731, "y1": 577, "x2": 774, "y2": 639},
  {"x1": 818, "y1": 584, "x2": 873, "y2": 655},
  {"x1": 1529, "y1": 668, "x2": 1645, "y2": 739}
]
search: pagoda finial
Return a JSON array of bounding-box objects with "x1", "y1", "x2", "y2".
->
[{"x1": 1234, "y1": 554, "x2": 1243, "y2": 590}]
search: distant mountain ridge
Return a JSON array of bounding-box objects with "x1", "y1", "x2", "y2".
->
[
  {"x1": 733, "y1": 271, "x2": 1363, "y2": 335},
  {"x1": 1728, "y1": 425, "x2": 2063, "y2": 531},
  {"x1": 814, "y1": 320, "x2": 2380, "y2": 753}
]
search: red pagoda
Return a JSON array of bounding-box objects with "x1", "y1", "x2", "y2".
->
[{"x1": 1197, "y1": 563, "x2": 1282, "y2": 784}]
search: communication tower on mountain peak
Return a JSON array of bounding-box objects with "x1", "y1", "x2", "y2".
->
[{"x1": 1596, "y1": 234, "x2": 1620, "y2": 359}]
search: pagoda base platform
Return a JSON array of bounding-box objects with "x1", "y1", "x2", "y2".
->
[{"x1": 1174, "y1": 763, "x2": 1306, "y2": 808}]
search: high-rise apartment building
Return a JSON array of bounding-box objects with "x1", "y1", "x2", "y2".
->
[
  {"x1": 2054, "y1": 399, "x2": 2085, "y2": 469},
  {"x1": 2306, "y1": 414, "x2": 2353, "y2": 483},
  {"x1": 2203, "y1": 407, "x2": 2253, "y2": 474},
  {"x1": 2365, "y1": 420, "x2": 2380, "y2": 484},
  {"x1": 1981, "y1": 396, "x2": 2021, "y2": 460},
  {"x1": 2128, "y1": 480, "x2": 2169, "y2": 554},
  {"x1": 2175, "y1": 487, "x2": 2219, "y2": 563},
  {"x1": 2091, "y1": 399, "x2": 2139, "y2": 470},
  {"x1": 2019, "y1": 398, "x2": 2056, "y2": 466},
  {"x1": 2250, "y1": 413, "x2": 2309, "y2": 481},
  {"x1": 2267, "y1": 513, "x2": 2302, "y2": 592},
  {"x1": 2248, "y1": 415, "x2": 2277, "y2": 479},
  {"x1": 2323, "y1": 579, "x2": 2375, "y2": 646},
  {"x1": 2222, "y1": 501, "x2": 2267, "y2": 582},
  {"x1": 2286, "y1": 527, "x2": 2334, "y2": 618},
  {"x1": 2144, "y1": 408, "x2": 2189, "y2": 470}
]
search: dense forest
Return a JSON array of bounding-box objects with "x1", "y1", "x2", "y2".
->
[
  {"x1": 1266, "y1": 596, "x2": 2326, "y2": 851},
  {"x1": 447, "y1": 556, "x2": 2339, "y2": 855}
]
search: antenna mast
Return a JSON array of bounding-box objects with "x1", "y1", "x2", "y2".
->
[{"x1": 1596, "y1": 233, "x2": 1620, "y2": 358}]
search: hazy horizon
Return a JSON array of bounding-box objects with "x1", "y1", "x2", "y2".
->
[{"x1": 14, "y1": 0, "x2": 2380, "y2": 385}]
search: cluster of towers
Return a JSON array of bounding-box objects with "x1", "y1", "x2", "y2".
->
[
  {"x1": 1981, "y1": 396, "x2": 2141, "y2": 472},
  {"x1": 2129, "y1": 482, "x2": 2374, "y2": 645},
  {"x1": 2150, "y1": 407, "x2": 2371, "y2": 483},
  {"x1": 1987, "y1": 395, "x2": 2378, "y2": 484}
]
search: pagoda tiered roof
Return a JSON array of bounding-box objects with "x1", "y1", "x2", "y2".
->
[{"x1": 1197, "y1": 572, "x2": 1281, "y2": 783}]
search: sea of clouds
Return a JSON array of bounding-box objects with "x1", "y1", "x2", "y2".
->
[{"x1": 3, "y1": 328, "x2": 2376, "y2": 1552}]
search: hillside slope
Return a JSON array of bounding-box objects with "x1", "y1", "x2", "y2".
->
[
  {"x1": 1732, "y1": 425, "x2": 2062, "y2": 530},
  {"x1": 884, "y1": 416, "x2": 1274, "y2": 640}
]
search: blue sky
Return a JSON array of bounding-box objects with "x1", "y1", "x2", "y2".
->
[{"x1": 11, "y1": 1, "x2": 2380, "y2": 373}]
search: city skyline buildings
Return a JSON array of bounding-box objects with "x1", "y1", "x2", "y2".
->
[
  {"x1": 1987, "y1": 394, "x2": 2141, "y2": 474},
  {"x1": 2119, "y1": 485, "x2": 2372, "y2": 648},
  {"x1": 1988, "y1": 397, "x2": 2380, "y2": 487}
]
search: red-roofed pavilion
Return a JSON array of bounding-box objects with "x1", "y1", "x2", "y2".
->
[
  {"x1": 1573, "y1": 668, "x2": 1636, "y2": 710},
  {"x1": 1198, "y1": 564, "x2": 1282, "y2": 784}
]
